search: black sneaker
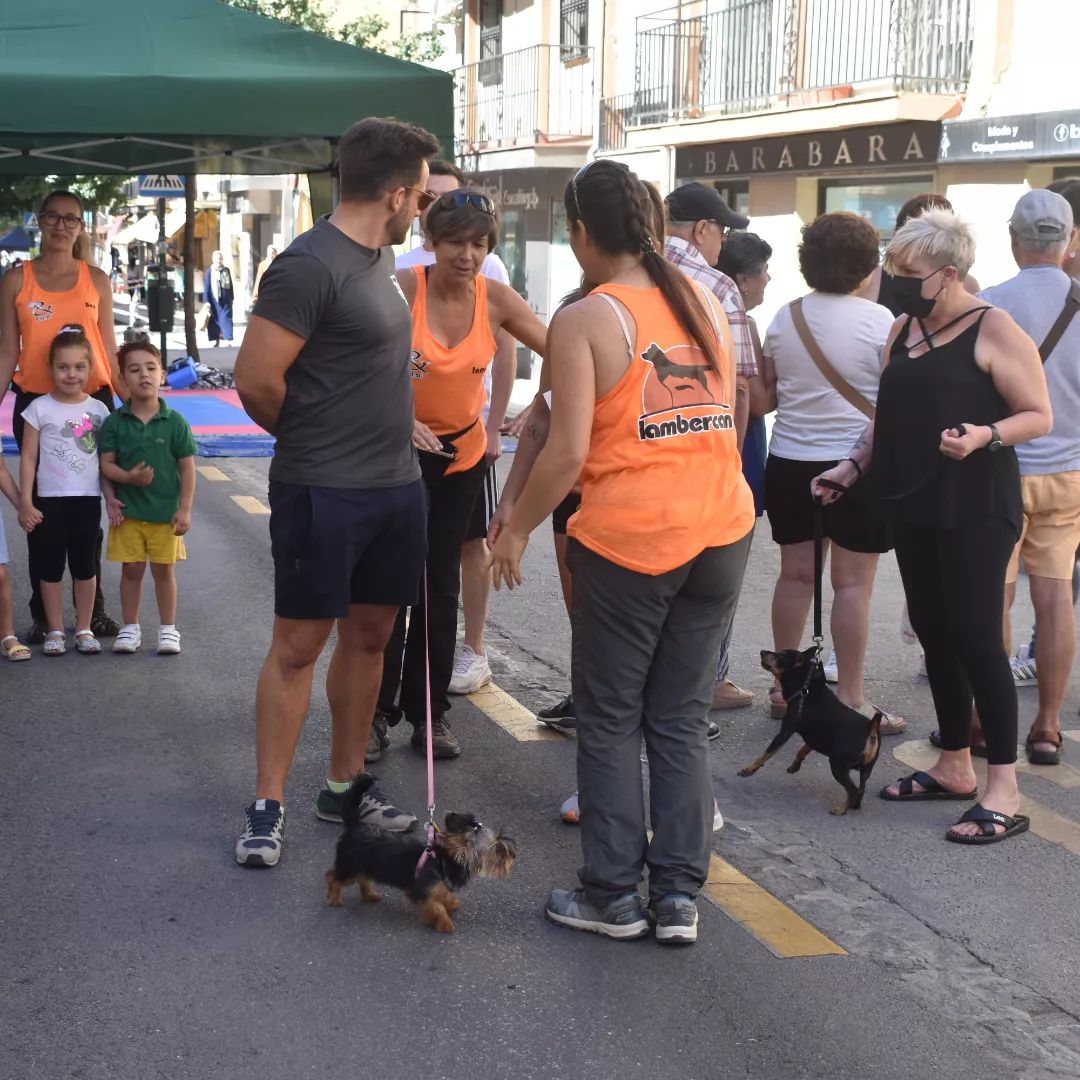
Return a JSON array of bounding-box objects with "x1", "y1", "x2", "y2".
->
[
  {"x1": 365, "y1": 712, "x2": 392, "y2": 763},
  {"x1": 410, "y1": 716, "x2": 461, "y2": 759},
  {"x1": 649, "y1": 893, "x2": 699, "y2": 944},
  {"x1": 235, "y1": 799, "x2": 286, "y2": 867},
  {"x1": 315, "y1": 780, "x2": 416, "y2": 830},
  {"x1": 25, "y1": 622, "x2": 47, "y2": 646},
  {"x1": 90, "y1": 612, "x2": 121, "y2": 638},
  {"x1": 537, "y1": 692, "x2": 576, "y2": 733},
  {"x1": 707, "y1": 719, "x2": 721, "y2": 741}
]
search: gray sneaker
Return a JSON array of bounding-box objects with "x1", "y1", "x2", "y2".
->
[
  {"x1": 235, "y1": 799, "x2": 286, "y2": 867},
  {"x1": 545, "y1": 888, "x2": 649, "y2": 940},
  {"x1": 365, "y1": 713, "x2": 391, "y2": 763},
  {"x1": 649, "y1": 893, "x2": 698, "y2": 944},
  {"x1": 315, "y1": 781, "x2": 416, "y2": 831}
]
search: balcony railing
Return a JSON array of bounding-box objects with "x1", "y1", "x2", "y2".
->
[
  {"x1": 599, "y1": 0, "x2": 973, "y2": 150},
  {"x1": 455, "y1": 44, "x2": 595, "y2": 153}
]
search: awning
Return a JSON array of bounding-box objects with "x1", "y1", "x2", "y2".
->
[{"x1": 110, "y1": 212, "x2": 186, "y2": 247}]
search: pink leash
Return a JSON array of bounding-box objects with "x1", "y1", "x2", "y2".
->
[{"x1": 415, "y1": 566, "x2": 437, "y2": 877}]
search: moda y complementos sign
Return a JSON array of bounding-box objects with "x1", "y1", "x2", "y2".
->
[
  {"x1": 940, "y1": 110, "x2": 1080, "y2": 163},
  {"x1": 676, "y1": 122, "x2": 941, "y2": 178}
]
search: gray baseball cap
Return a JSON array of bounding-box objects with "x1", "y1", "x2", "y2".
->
[{"x1": 1010, "y1": 189, "x2": 1073, "y2": 242}]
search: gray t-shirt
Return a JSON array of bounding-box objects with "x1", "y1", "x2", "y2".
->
[
  {"x1": 979, "y1": 265, "x2": 1080, "y2": 476},
  {"x1": 254, "y1": 216, "x2": 419, "y2": 489}
]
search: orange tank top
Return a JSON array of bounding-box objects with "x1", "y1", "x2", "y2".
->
[
  {"x1": 410, "y1": 266, "x2": 496, "y2": 475},
  {"x1": 14, "y1": 261, "x2": 114, "y2": 395},
  {"x1": 568, "y1": 282, "x2": 755, "y2": 575}
]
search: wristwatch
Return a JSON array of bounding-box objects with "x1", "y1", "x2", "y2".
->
[{"x1": 987, "y1": 423, "x2": 1004, "y2": 453}]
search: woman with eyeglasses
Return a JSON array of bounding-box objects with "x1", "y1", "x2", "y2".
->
[
  {"x1": 376, "y1": 189, "x2": 547, "y2": 761},
  {"x1": 0, "y1": 189, "x2": 121, "y2": 643},
  {"x1": 490, "y1": 160, "x2": 754, "y2": 944}
]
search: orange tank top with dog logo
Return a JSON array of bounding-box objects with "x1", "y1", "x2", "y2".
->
[
  {"x1": 409, "y1": 266, "x2": 495, "y2": 475},
  {"x1": 15, "y1": 260, "x2": 114, "y2": 395},
  {"x1": 567, "y1": 282, "x2": 754, "y2": 575}
]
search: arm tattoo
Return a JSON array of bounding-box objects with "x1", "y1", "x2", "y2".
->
[{"x1": 525, "y1": 424, "x2": 541, "y2": 441}]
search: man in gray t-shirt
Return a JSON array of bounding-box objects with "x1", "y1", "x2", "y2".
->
[{"x1": 233, "y1": 117, "x2": 440, "y2": 870}]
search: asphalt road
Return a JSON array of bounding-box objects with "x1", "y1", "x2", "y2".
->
[{"x1": 2, "y1": 453, "x2": 1079, "y2": 1080}]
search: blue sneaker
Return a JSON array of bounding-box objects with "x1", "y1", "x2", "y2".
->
[{"x1": 544, "y1": 888, "x2": 649, "y2": 940}]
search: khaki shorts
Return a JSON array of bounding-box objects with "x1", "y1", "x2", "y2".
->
[
  {"x1": 1006, "y1": 471, "x2": 1080, "y2": 583},
  {"x1": 107, "y1": 518, "x2": 187, "y2": 565}
]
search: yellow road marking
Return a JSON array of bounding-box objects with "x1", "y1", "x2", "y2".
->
[
  {"x1": 196, "y1": 465, "x2": 231, "y2": 481},
  {"x1": 466, "y1": 683, "x2": 564, "y2": 742},
  {"x1": 702, "y1": 854, "x2": 846, "y2": 958},
  {"x1": 893, "y1": 740, "x2": 1080, "y2": 855},
  {"x1": 230, "y1": 495, "x2": 270, "y2": 515}
]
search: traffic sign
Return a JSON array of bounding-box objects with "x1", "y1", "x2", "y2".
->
[
  {"x1": 138, "y1": 174, "x2": 187, "y2": 198},
  {"x1": 22, "y1": 212, "x2": 37, "y2": 227}
]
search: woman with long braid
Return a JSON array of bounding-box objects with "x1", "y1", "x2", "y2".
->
[{"x1": 490, "y1": 161, "x2": 754, "y2": 944}]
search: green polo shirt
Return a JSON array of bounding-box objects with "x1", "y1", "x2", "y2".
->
[{"x1": 99, "y1": 400, "x2": 197, "y2": 524}]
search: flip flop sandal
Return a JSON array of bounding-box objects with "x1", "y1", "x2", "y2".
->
[
  {"x1": 880, "y1": 770, "x2": 977, "y2": 802},
  {"x1": 43, "y1": 631, "x2": 67, "y2": 656},
  {"x1": 863, "y1": 703, "x2": 906, "y2": 735},
  {"x1": 945, "y1": 804, "x2": 1030, "y2": 845},
  {"x1": 73, "y1": 629, "x2": 102, "y2": 655},
  {"x1": 928, "y1": 729, "x2": 988, "y2": 758},
  {"x1": 0, "y1": 635, "x2": 31, "y2": 661},
  {"x1": 1025, "y1": 728, "x2": 1063, "y2": 767}
]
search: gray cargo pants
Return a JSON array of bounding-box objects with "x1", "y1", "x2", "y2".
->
[{"x1": 568, "y1": 532, "x2": 753, "y2": 907}]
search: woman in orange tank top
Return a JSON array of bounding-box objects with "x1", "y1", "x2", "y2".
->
[
  {"x1": 377, "y1": 191, "x2": 546, "y2": 759},
  {"x1": 0, "y1": 189, "x2": 120, "y2": 639},
  {"x1": 490, "y1": 161, "x2": 754, "y2": 941}
]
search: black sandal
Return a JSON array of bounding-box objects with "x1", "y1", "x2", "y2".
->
[
  {"x1": 1025, "y1": 728, "x2": 1063, "y2": 766},
  {"x1": 927, "y1": 730, "x2": 988, "y2": 759},
  {"x1": 945, "y1": 804, "x2": 1030, "y2": 845},
  {"x1": 880, "y1": 770, "x2": 977, "y2": 802}
]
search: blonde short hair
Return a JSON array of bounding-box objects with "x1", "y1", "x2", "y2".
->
[{"x1": 883, "y1": 207, "x2": 976, "y2": 278}]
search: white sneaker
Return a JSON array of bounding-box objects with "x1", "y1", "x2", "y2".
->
[
  {"x1": 448, "y1": 645, "x2": 491, "y2": 694},
  {"x1": 823, "y1": 650, "x2": 838, "y2": 684},
  {"x1": 157, "y1": 627, "x2": 181, "y2": 655},
  {"x1": 113, "y1": 624, "x2": 142, "y2": 654},
  {"x1": 1011, "y1": 646, "x2": 1038, "y2": 687},
  {"x1": 713, "y1": 799, "x2": 724, "y2": 832}
]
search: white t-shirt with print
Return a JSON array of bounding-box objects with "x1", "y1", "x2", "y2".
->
[{"x1": 20, "y1": 394, "x2": 109, "y2": 497}]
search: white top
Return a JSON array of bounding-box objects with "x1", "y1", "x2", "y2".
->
[
  {"x1": 395, "y1": 246, "x2": 511, "y2": 423},
  {"x1": 764, "y1": 292, "x2": 894, "y2": 461},
  {"x1": 979, "y1": 265, "x2": 1080, "y2": 476},
  {"x1": 20, "y1": 394, "x2": 109, "y2": 497}
]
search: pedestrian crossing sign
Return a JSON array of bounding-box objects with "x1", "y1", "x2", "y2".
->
[{"x1": 138, "y1": 174, "x2": 187, "y2": 198}]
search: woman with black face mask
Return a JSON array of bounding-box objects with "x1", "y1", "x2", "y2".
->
[{"x1": 813, "y1": 207, "x2": 1052, "y2": 847}]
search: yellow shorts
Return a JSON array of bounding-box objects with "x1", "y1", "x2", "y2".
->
[
  {"x1": 1006, "y1": 471, "x2": 1080, "y2": 583},
  {"x1": 107, "y1": 518, "x2": 188, "y2": 565}
]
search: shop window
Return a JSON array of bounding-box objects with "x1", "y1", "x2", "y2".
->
[
  {"x1": 479, "y1": 0, "x2": 502, "y2": 87},
  {"x1": 560, "y1": 0, "x2": 588, "y2": 61},
  {"x1": 820, "y1": 175, "x2": 935, "y2": 247}
]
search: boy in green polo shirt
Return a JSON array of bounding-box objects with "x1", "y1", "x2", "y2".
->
[{"x1": 99, "y1": 340, "x2": 197, "y2": 655}]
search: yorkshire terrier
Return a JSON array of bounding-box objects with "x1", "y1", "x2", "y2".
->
[{"x1": 325, "y1": 774, "x2": 517, "y2": 933}]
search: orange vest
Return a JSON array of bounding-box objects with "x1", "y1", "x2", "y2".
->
[
  {"x1": 409, "y1": 266, "x2": 495, "y2": 475},
  {"x1": 568, "y1": 282, "x2": 754, "y2": 575},
  {"x1": 14, "y1": 261, "x2": 114, "y2": 395}
]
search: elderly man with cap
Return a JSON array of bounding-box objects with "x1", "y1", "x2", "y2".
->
[
  {"x1": 664, "y1": 181, "x2": 755, "y2": 713},
  {"x1": 978, "y1": 189, "x2": 1080, "y2": 766}
]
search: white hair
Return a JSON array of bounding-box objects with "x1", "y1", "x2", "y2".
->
[
  {"x1": 1013, "y1": 232, "x2": 1068, "y2": 258},
  {"x1": 883, "y1": 207, "x2": 976, "y2": 278}
]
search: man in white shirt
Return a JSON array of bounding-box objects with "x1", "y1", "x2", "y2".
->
[{"x1": 382, "y1": 160, "x2": 516, "y2": 749}]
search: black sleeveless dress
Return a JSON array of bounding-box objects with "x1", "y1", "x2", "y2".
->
[{"x1": 871, "y1": 308, "x2": 1022, "y2": 536}]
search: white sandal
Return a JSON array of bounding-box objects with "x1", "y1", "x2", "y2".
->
[
  {"x1": 74, "y1": 629, "x2": 102, "y2": 655},
  {"x1": 1, "y1": 635, "x2": 31, "y2": 661},
  {"x1": 43, "y1": 631, "x2": 67, "y2": 656}
]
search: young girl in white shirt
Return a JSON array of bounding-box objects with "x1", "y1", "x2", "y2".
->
[{"x1": 17, "y1": 326, "x2": 115, "y2": 655}]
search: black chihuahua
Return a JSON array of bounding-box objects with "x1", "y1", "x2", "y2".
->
[{"x1": 738, "y1": 648, "x2": 883, "y2": 815}]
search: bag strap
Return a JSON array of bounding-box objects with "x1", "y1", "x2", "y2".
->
[
  {"x1": 1038, "y1": 278, "x2": 1080, "y2": 363},
  {"x1": 789, "y1": 298, "x2": 876, "y2": 420}
]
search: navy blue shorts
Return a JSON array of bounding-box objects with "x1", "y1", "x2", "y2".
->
[{"x1": 270, "y1": 480, "x2": 427, "y2": 620}]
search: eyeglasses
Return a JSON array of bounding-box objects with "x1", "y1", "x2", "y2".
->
[
  {"x1": 445, "y1": 191, "x2": 496, "y2": 216},
  {"x1": 42, "y1": 211, "x2": 83, "y2": 230},
  {"x1": 569, "y1": 159, "x2": 630, "y2": 215},
  {"x1": 406, "y1": 187, "x2": 437, "y2": 211}
]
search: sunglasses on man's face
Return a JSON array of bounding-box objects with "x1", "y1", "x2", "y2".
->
[{"x1": 405, "y1": 187, "x2": 437, "y2": 211}]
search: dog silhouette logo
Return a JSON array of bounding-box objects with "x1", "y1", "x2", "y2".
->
[{"x1": 637, "y1": 343, "x2": 733, "y2": 442}]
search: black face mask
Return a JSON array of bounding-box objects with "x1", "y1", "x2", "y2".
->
[{"x1": 890, "y1": 267, "x2": 948, "y2": 319}]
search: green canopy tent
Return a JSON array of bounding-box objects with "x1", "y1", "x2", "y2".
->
[{"x1": 0, "y1": 0, "x2": 454, "y2": 175}]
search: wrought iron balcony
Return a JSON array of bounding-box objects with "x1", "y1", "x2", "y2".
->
[
  {"x1": 454, "y1": 44, "x2": 595, "y2": 153},
  {"x1": 599, "y1": 0, "x2": 973, "y2": 150}
]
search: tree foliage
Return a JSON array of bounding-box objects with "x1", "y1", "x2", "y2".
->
[
  {"x1": 224, "y1": 0, "x2": 454, "y2": 62},
  {"x1": 0, "y1": 175, "x2": 128, "y2": 232}
]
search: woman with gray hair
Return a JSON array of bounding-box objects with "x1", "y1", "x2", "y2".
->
[{"x1": 814, "y1": 208, "x2": 1052, "y2": 845}]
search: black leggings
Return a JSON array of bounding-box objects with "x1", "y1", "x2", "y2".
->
[{"x1": 893, "y1": 518, "x2": 1018, "y2": 765}]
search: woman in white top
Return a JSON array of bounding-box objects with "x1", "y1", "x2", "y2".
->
[{"x1": 758, "y1": 212, "x2": 904, "y2": 733}]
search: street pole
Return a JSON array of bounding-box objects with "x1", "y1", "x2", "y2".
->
[
  {"x1": 183, "y1": 174, "x2": 199, "y2": 364},
  {"x1": 156, "y1": 195, "x2": 168, "y2": 366}
]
